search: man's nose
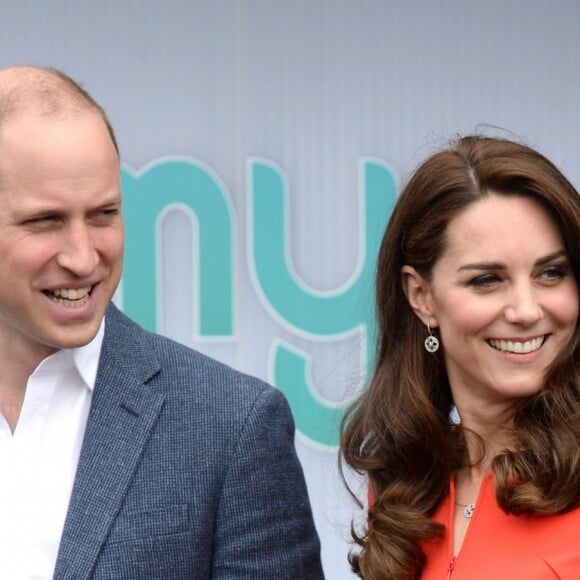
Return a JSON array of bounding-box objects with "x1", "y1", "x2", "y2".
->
[
  {"x1": 56, "y1": 223, "x2": 99, "y2": 276},
  {"x1": 504, "y1": 282, "x2": 543, "y2": 326}
]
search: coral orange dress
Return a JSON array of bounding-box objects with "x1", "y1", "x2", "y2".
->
[{"x1": 421, "y1": 472, "x2": 580, "y2": 579}]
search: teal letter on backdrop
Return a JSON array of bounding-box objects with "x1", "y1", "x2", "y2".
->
[
  {"x1": 271, "y1": 340, "x2": 352, "y2": 447},
  {"x1": 250, "y1": 159, "x2": 398, "y2": 445},
  {"x1": 122, "y1": 159, "x2": 234, "y2": 336}
]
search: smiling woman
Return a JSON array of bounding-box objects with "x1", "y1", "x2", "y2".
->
[
  {"x1": 340, "y1": 135, "x2": 580, "y2": 580},
  {"x1": 404, "y1": 193, "x2": 578, "y2": 408}
]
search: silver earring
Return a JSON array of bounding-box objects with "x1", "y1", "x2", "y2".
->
[{"x1": 424, "y1": 323, "x2": 440, "y2": 353}]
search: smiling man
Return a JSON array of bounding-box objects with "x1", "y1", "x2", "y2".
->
[{"x1": 0, "y1": 65, "x2": 323, "y2": 580}]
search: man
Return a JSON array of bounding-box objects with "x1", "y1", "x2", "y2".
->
[{"x1": 0, "y1": 65, "x2": 323, "y2": 579}]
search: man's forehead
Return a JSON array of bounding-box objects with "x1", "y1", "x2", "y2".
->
[
  {"x1": 0, "y1": 110, "x2": 104, "y2": 169},
  {"x1": 0, "y1": 112, "x2": 119, "y2": 198}
]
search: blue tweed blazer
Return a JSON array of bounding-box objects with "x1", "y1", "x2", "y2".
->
[{"x1": 52, "y1": 304, "x2": 324, "y2": 579}]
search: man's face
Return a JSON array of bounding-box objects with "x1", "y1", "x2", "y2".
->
[{"x1": 0, "y1": 111, "x2": 124, "y2": 366}]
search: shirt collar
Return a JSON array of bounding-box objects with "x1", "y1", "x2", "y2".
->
[
  {"x1": 71, "y1": 319, "x2": 105, "y2": 392},
  {"x1": 29, "y1": 319, "x2": 105, "y2": 392}
]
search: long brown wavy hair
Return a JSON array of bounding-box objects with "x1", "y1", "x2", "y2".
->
[{"x1": 340, "y1": 135, "x2": 580, "y2": 579}]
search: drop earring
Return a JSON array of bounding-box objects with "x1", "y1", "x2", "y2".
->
[{"x1": 424, "y1": 323, "x2": 440, "y2": 353}]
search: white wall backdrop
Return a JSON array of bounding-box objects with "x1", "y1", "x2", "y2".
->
[{"x1": 2, "y1": 1, "x2": 580, "y2": 578}]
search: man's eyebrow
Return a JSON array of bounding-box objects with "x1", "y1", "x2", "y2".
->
[
  {"x1": 92, "y1": 199, "x2": 122, "y2": 209},
  {"x1": 11, "y1": 206, "x2": 62, "y2": 220}
]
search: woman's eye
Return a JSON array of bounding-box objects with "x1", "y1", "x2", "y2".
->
[
  {"x1": 540, "y1": 265, "x2": 568, "y2": 282},
  {"x1": 468, "y1": 274, "x2": 500, "y2": 288}
]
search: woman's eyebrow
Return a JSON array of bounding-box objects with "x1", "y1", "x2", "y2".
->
[
  {"x1": 535, "y1": 250, "x2": 567, "y2": 267},
  {"x1": 458, "y1": 262, "x2": 505, "y2": 272},
  {"x1": 457, "y1": 250, "x2": 568, "y2": 273}
]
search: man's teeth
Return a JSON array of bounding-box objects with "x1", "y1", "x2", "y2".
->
[
  {"x1": 488, "y1": 336, "x2": 545, "y2": 354},
  {"x1": 48, "y1": 286, "x2": 91, "y2": 304}
]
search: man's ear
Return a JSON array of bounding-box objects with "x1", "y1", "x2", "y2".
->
[{"x1": 400, "y1": 265, "x2": 438, "y2": 327}]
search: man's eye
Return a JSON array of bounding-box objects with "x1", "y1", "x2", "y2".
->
[
  {"x1": 25, "y1": 215, "x2": 57, "y2": 226},
  {"x1": 92, "y1": 208, "x2": 120, "y2": 223}
]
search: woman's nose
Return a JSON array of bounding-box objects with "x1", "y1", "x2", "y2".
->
[{"x1": 504, "y1": 282, "x2": 543, "y2": 326}]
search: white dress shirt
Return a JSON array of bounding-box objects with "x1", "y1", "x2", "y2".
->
[{"x1": 0, "y1": 322, "x2": 104, "y2": 580}]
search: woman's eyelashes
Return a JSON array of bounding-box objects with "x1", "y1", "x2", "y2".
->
[{"x1": 463, "y1": 260, "x2": 571, "y2": 290}]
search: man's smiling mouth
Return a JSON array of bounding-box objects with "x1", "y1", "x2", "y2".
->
[
  {"x1": 488, "y1": 336, "x2": 546, "y2": 354},
  {"x1": 44, "y1": 286, "x2": 93, "y2": 306}
]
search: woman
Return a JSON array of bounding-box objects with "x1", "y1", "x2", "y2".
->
[{"x1": 340, "y1": 135, "x2": 580, "y2": 579}]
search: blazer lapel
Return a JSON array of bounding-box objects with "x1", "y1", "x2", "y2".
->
[{"x1": 53, "y1": 306, "x2": 165, "y2": 580}]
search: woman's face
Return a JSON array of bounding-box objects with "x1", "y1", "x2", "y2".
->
[{"x1": 424, "y1": 193, "x2": 578, "y2": 410}]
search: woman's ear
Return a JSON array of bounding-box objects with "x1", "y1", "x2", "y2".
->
[{"x1": 401, "y1": 265, "x2": 438, "y2": 327}]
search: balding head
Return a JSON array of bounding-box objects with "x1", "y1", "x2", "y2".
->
[{"x1": 0, "y1": 65, "x2": 118, "y2": 154}]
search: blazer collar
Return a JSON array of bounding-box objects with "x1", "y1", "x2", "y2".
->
[{"x1": 54, "y1": 304, "x2": 165, "y2": 580}]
